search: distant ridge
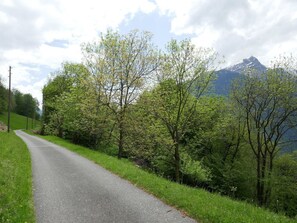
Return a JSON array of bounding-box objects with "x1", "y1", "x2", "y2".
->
[{"x1": 213, "y1": 56, "x2": 267, "y2": 95}]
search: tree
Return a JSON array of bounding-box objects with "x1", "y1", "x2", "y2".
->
[
  {"x1": 231, "y1": 58, "x2": 297, "y2": 206},
  {"x1": 124, "y1": 91, "x2": 178, "y2": 177},
  {"x1": 0, "y1": 76, "x2": 7, "y2": 114},
  {"x1": 145, "y1": 39, "x2": 216, "y2": 182},
  {"x1": 82, "y1": 29, "x2": 160, "y2": 158},
  {"x1": 182, "y1": 96, "x2": 250, "y2": 194},
  {"x1": 23, "y1": 93, "x2": 35, "y2": 129},
  {"x1": 13, "y1": 90, "x2": 25, "y2": 115},
  {"x1": 42, "y1": 62, "x2": 87, "y2": 136},
  {"x1": 52, "y1": 65, "x2": 114, "y2": 148},
  {"x1": 124, "y1": 91, "x2": 212, "y2": 184}
]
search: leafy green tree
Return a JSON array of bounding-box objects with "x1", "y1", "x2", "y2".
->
[
  {"x1": 53, "y1": 67, "x2": 114, "y2": 148},
  {"x1": 124, "y1": 91, "x2": 176, "y2": 177},
  {"x1": 82, "y1": 29, "x2": 160, "y2": 158},
  {"x1": 144, "y1": 39, "x2": 216, "y2": 182},
  {"x1": 231, "y1": 58, "x2": 297, "y2": 206},
  {"x1": 42, "y1": 62, "x2": 88, "y2": 136},
  {"x1": 23, "y1": 94, "x2": 35, "y2": 116},
  {"x1": 23, "y1": 93, "x2": 36, "y2": 129},
  {"x1": 180, "y1": 96, "x2": 250, "y2": 194},
  {"x1": 125, "y1": 91, "x2": 212, "y2": 184},
  {"x1": 13, "y1": 90, "x2": 25, "y2": 115}
]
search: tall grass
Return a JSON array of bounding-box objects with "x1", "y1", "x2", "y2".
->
[
  {"x1": 36, "y1": 134, "x2": 296, "y2": 223},
  {"x1": 0, "y1": 132, "x2": 35, "y2": 222}
]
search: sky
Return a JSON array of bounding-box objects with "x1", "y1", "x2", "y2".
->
[{"x1": 0, "y1": 0, "x2": 297, "y2": 105}]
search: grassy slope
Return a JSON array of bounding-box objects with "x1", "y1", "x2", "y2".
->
[
  {"x1": 34, "y1": 134, "x2": 296, "y2": 223},
  {"x1": 0, "y1": 132, "x2": 35, "y2": 223},
  {"x1": 0, "y1": 112, "x2": 40, "y2": 130}
]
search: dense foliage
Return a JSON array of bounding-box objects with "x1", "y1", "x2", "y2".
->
[{"x1": 42, "y1": 30, "x2": 297, "y2": 218}]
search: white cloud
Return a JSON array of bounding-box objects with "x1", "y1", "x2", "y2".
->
[
  {"x1": 15, "y1": 77, "x2": 47, "y2": 105},
  {"x1": 0, "y1": 0, "x2": 157, "y2": 104},
  {"x1": 2, "y1": 0, "x2": 297, "y2": 105},
  {"x1": 154, "y1": 0, "x2": 297, "y2": 65}
]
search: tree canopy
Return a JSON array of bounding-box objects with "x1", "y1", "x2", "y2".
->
[{"x1": 42, "y1": 30, "x2": 297, "y2": 217}]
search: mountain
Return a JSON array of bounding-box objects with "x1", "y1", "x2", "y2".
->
[
  {"x1": 213, "y1": 56, "x2": 267, "y2": 96},
  {"x1": 226, "y1": 56, "x2": 267, "y2": 74},
  {"x1": 213, "y1": 69, "x2": 244, "y2": 95},
  {"x1": 212, "y1": 57, "x2": 296, "y2": 153}
]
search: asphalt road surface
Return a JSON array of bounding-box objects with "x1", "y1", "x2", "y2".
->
[{"x1": 16, "y1": 130, "x2": 196, "y2": 223}]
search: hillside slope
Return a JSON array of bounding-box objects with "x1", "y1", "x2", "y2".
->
[{"x1": 0, "y1": 112, "x2": 40, "y2": 130}]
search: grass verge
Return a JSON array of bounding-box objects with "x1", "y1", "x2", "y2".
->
[
  {"x1": 0, "y1": 132, "x2": 35, "y2": 223},
  {"x1": 33, "y1": 134, "x2": 296, "y2": 223},
  {"x1": 0, "y1": 112, "x2": 40, "y2": 130}
]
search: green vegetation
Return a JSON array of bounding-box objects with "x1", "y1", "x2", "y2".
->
[
  {"x1": 0, "y1": 77, "x2": 7, "y2": 114},
  {"x1": 12, "y1": 89, "x2": 40, "y2": 120},
  {"x1": 0, "y1": 112, "x2": 40, "y2": 130},
  {"x1": 0, "y1": 132, "x2": 35, "y2": 222},
  {"x1": 42, "y1": 30, "x2": 297, "y2": 217},
  {"x1": 232, "y1": 69, "x2": 297, "y2": 206},
  {"x1": 33, "y1": 134, "x2": 295, "y2": 223},
  {"x1": 0, "y1": 76, "x2": 40, "y2": 124}
]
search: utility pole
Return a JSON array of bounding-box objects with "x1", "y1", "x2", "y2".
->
[{"x1": 7, "y1": 66, "x2": 11, "y2": 133}]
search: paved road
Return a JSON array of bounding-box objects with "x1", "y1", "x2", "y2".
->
[{"x1": 16, "y1": 130, "x2": 196, "y2": 223}]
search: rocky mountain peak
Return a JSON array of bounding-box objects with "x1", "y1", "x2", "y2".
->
[{"x1": 226, "y1": 56, "x2": 267, "y2": 74}]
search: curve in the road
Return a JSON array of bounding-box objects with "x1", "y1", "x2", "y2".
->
[{"x1": 16, "y1": 130, "x2": 196, "y2": 223}]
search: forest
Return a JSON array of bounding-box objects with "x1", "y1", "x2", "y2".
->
[{"x1": 42, "y1": 30, "x2": 297, "y2": 217}]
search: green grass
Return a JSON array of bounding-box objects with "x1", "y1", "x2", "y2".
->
[
  {"x1": 0, "y1": 112, "x2": 40, "y2": 130},
  {"x1": 0, "y1": 132, "x2": 35, "y2": 223},
  {"x1": 33, "y1": 134, "x2": 296, "y2": 223}
]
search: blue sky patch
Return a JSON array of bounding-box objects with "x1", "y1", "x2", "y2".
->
[
  {"x1": 45, "y1": 39, "x2": 69, "y2": 48},
  {"x1": 119, "y1": 11, "x2": 193, "y2": 49}
]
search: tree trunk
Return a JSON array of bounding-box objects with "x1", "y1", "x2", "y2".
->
[
  {"x1": 264, "y1": 153, "x2": 274, "y2": 206},
  {"x1": 256, "y1": 151, "x2": 263, "y2": 205},
  {"x1": 58, "y1": 126, "x2": 63, "y2": 138},
  {"x1": 260, "y1": 154, "x2": 267, "y2": 205},
  {"x1": 118, "y1": 80, "x2": 124, "y2": 159},
  {"x1": 118, "y1": 109, "x2": 124, "y2": 159},
  {"x1": 174, "y1": 142, "x2": 180, "y2": 183},
  {"x1": 118, "y1": 125, "x2": 124, "y2": 159},
  {"x1": 256, "y1": 151, "x2": 270, "y2": 206}
]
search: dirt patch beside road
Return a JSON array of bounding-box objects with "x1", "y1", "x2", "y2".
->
[{"x1": 0, "y1": 122, "x2": 7, "y2": 132}]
